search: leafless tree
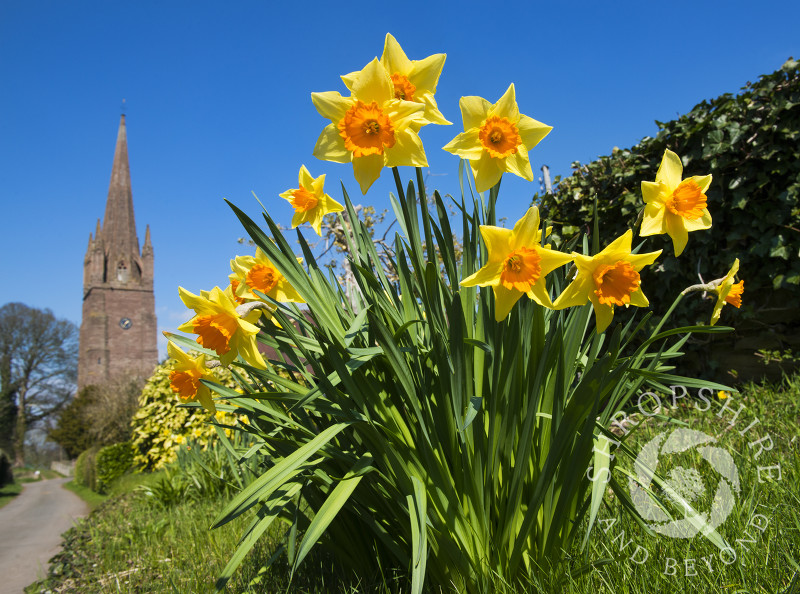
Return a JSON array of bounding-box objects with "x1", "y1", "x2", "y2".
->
[{"x1": 0, "y1": 303, "x2": 78, "y2": 466}]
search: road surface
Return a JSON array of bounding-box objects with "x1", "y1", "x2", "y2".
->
[{"x1": 0, "y1": 478, "x2": 88, "y2": 594}]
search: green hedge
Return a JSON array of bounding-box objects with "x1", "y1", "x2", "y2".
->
[
  {"x1": 535, "y1": 58, "x2": 800, "y2": 379},
  {"x1": 74, "y1": 446, "x2": 100, "y2": 492},
  {"x1": 95, "y1": 442, "x2": 134, "y2": 494}
]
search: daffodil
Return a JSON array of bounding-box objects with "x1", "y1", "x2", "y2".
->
[
  {"x1": 553, "y1": 231, "x2": 662, "y2": 333},
  {"x1": 312, "y1": 58, "x2": 428, "y2": 194},
  {"x1": 461, "y1": 207, "x2": 572, "y2": 321},
  {"x1": 279, "y1": 165, "x2": 344, "y2": 235},
  {"x1": 342, "y1": 33, "x2": 450, "y2": 129},
  {"x1": 230, "y1": 247, "x2": 304, "y2": 304},
  {"x1": 177, "y1": 285, "x2": 266, "y2": 368},
  {"x1": 166, "y1": 342, "x2": 218, "y2": 413},
  {"x1": 710, "y1": 259, "x2": 744, "y2": 326},
  {"x1": 641, "y1": 149, "x2": 712, "y2": 256},
  {"x1": 443, "y1": 84, "x2": 552, "y2": 193}
]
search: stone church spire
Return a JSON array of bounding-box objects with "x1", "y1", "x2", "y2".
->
[
  {"x1": 102, "y1": 114, "x2": 142, "y2": 284},
  {"x1": 78, "y1": 114, "x2": 157, "y2": 391}
]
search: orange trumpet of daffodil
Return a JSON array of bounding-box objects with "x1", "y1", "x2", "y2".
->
[
  {"x1": 230, "y1": 247, "x2": 305, "y2": 304},
  {"x1": 461, "y1": 207, "x2": 572, "y2": 321},
  {"x1": 342, "y1": 33, "x2": 451, "y2": 129},
  {"x1": 641, "y1": 149, "x2": 712, "y2": 256},
  {"x1": 312, "y1": 58, "x2": 428, "y2": 194},
  {"x1": 711, "y1": 259, "x2": 744, "y2": 325},
  {"x1": 177, "y1": 285, "x2": 266, "y2": 368},
  {"x1": 279, "y1": 165, "x2": 344, "y2": 236},
  {"x1": 553, "y1": 231, "x2": 662, "y2": 333},
  {"x1": 166, "y1": 341, "x2": 218, "y2": 413},
  {"x1": 443, "y1": 83, "x2": 552, "y2": 193}
]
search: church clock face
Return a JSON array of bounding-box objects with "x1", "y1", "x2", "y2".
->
[{"x1": 119, "y1": 317, "x2": 133, "y2": 330}]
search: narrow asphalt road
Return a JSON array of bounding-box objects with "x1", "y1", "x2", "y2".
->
[{"x1": 0, "y1": 477, "x2": 88, "y2": 594}]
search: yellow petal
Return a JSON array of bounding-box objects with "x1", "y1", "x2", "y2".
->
[
  {"x1": 313, "y1": 124, "x2": 350, "y2": 164},
  {"x1": 386, "y1": 129, "x2": 427, "y2": 167},
  {"x1": 340, "y1": 71, "x2": 358, "y2": 92},
  {"x1": 352, "y1": 153, "x2": 385, "y2": 194},
  {"x1": 418, "y1": 95, "x2": 452, "y2": 125},
  {"x1": 626, "y1": 249, "x2": 662, "y2": 270},
  {"x1": 640, "y1": 202, "x2": 666, "y2": 237},
  {"x1": 665, "y1": 212, "x2": 689, "y2": 256},
  {"x1": 602, "y1": 230, "x2": 634, "y2": 259},
  {"x1": 442, "y1": 129, "x2": 483, "y2": 160},
  {"x1": 553, "y1": 273, "x2": 593, "y2": 309},
  {"x1": 516, "y1": 114, "x2": 552, "y2": 150},
  {"x1": 684, "y1": 209, "x2": 712, "y2": 232},
  {"x1": 492, "y1": 284, "x2": 524, "y2": 321},
  {"x1": 408, "y1": 52, "x2": 446, "y2": 94},
  {"x1": 528, "y1": 281, "x2": 555, "y2": 309},
  {"x1": 510, "y1": 207, "x2": 540, "y2": 249},
  {"x1": 656, "y1": 149, "x2": 683, "y2": 190},
  {"x1": 381, "y1": 33, "x2": 413, "y2": 75},
  {"x1": 461, "y1": 262, "x2": 504, "y2": 287},
  {"x1": 491, "y1": 84, "x2": 519, "y2": 122},
  {"x1": 537, "y1": 246, "x2": 574, "y2": 276},
  {"x1": 387, "y1": 99, "x2": 426, "y2": 130},
  {"x1": 473, "y1": 152, "x2": 503, "y2": 193},
  {"x1": 641, "y1": 180, "x2": 666, "y2": 206},
  {"x1": 298, "y1": 165, "x2": 314, "y2": 188},
  {"x1": 688, "y1": 173, "x2": 712, "y2": 193},
  {"x1": 311, "y1": 91, "x2": 351, "y2": 122},
  {"x1": 459, "y1": 95, "x2": 492, "y2": 131},
  {"x1": 479, "y1": 225, "x2": 513, "y2": 263},
  {"x1": 503, "y1": 148, "x2": 534, "y2": 182},
  {"x1": 629, "y1": 288, "x2": 650, "y2": 308},
  {"x1": 352, "y1": 58, "x2": 393, "y2": 105},
  {"x1": 590, "y1": 295, "x2": 615, "y2": 333}
]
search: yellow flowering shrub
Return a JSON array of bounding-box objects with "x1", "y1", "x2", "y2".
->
[{"x1": 129, "y1": 354, "x2": 239, "y2": 470}]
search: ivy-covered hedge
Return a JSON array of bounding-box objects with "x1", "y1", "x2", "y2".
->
[
  {"x1": 130, "y1": 354, "x2": 239, "y2": 471},
  {"x1": 536, "y1": 58, "x2": 800, "y2": 379}
]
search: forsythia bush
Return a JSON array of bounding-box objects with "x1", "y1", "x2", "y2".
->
[{"x1": 130, "y1": 354, "x2": 239, "y2": 470}]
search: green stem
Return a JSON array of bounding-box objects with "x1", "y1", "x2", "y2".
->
[
  {"x1": 392, "y1": 167, "x2": 405, "y2": 203},
  {"x1": 651, "y1": 292, "x2": 684, "y2": 337}
]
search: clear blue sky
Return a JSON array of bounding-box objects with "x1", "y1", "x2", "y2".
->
[{"x1": 1, "y1": 0, "x2": 797, "y2": 359}]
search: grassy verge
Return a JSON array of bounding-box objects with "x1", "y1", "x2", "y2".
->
[
  {"x1": 0, "y1": 482, "x2": 23, "y2": 509},
  {"x1": 26, "y1": 375, "x2": 800, "y2": 593},
  {"x1": 63, "y1": 481, "x2": 109, "y2": 511}
]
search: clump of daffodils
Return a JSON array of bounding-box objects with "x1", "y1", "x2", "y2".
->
[{"x1": 162, "y1": 33, "x2": 744, "y2": 594}]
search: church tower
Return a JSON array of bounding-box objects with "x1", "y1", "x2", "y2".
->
[{"x1": 78, "y1": 115, "x2": 158, "y2": 391}]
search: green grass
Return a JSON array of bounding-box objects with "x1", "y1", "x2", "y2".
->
[
  {"x1": 0, "y1": 481, "x2": 23, "y2": 509},
  {"x1": 63, "y1": 480, "x2": 109, "y2": 511},
  {"x1": 26, "y1": 375, "x2": 800, "y2": 593}
]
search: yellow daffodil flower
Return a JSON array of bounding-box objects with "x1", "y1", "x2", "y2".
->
[
  {"x1": 461, "y1": 207, "x2": 573, "y2": 321},
  {"x1": 279, "y1": 165, "x2": 344, "y2": 235},
  {"x1": 711, "y1": 259, "x2": 744, "y2": 326},
  {"x1": 230, "y1": 247, "x2": 305, "y2": 304},
  {"x1": 641, "y1": 149, "x2": 712, "y2": 256},
  {"x1": 166, "y1": 341, "x2": 218, "y2": 413},
  {"x1": 443, "y1": 84, "x2": 552, "y2": 193},
  {"x1": 177, "y1": 285, "x2": 266, "y2": 368},
  {"x1": 553, "y1": 230, "x2": 662, "y2": 333},
  {"x1": 312, "y1": 58, "x2": 428, "y2": 194},
  {"x1": 342, "y1": 33, "x2": 450, "y2": 129}
]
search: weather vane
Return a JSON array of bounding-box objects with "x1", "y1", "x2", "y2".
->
[{"x1": 121, "y1": 98, "x2": 126, "y2": 116}]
